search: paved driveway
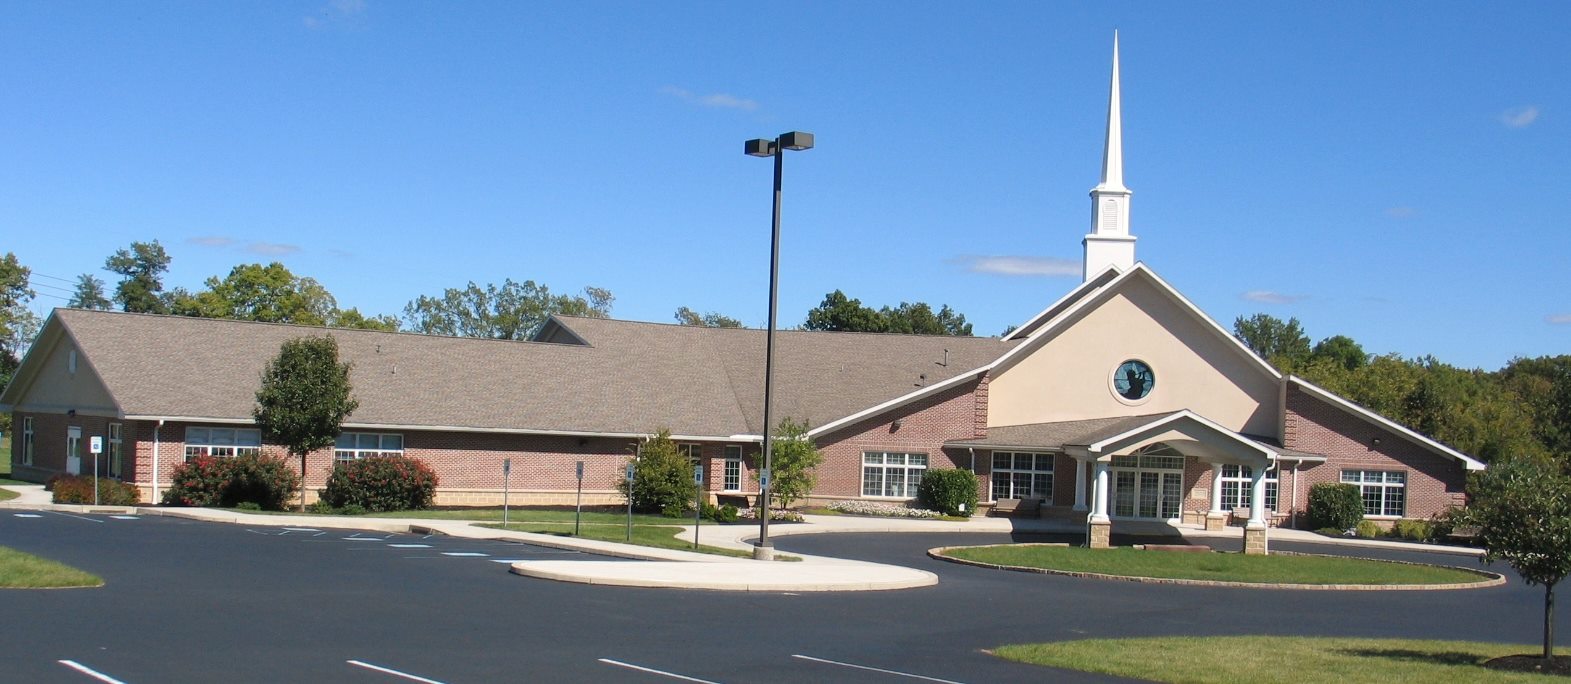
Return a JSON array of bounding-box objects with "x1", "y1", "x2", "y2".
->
[{"x1": 1, "y1": 512, "x2": 1557, "y2": 683}]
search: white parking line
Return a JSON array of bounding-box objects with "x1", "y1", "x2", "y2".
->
[
  {"x1": 110, "y1": 515, "x2": 139, "y2": 520},
  {"x1": 792, "y1": 655, "x2": 968, "y2": 683},
  {"x1": 57, "y1": 659, "x2": 129, "y2": 684},
  {"x1": 13, "y1": 513, "x2": 42, "y2": 518},
  {"x1": 346, "y1": 659, "x2": 446, "y2": 683},
  {"x1": 48, "y1": 511, "x2": 105, "y2": 523},
  {"x1": 440, "y1": 552, "x2": 488, "y2": 557},
  {"x1": 282, "y1": 527, "x2": 320, "y2": 532},
  {"x1": 598, "y1": 658, "x2": 722, "y2": 683},
  {"x1": 387, "y1": 544, "x2": 431, "y2": 548}
]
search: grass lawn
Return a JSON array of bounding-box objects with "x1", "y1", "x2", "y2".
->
[
  {"x1": 479, "y1": 521, "x2": 795, "y2": 560},
  {"x1": 0, "y1": 488, "x2": 16, "y2": 503},
  {"x1": 994, "y1": 636, "x2": 1566, "y2": 683},
  {"x1": 363, "y1": 507, "x2": 683, "y2": 526},
  {"x1": 0, "y1": 546, "x2": 103, "y2": 588},
  {"x1": 942, "y1": 544, "x2": 1486, "y2": 585}
]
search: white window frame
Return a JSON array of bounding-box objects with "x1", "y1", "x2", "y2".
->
[
  {"x1": 1342, "y1": 470, "x2": 1406, "y2": 517},
  {"x1": 1218, "y1": 463, "x2": 1278, "y2": 513},
  {"x1": 991, "y1": 451, "x2": 1055, "y2": 502},
  {"x1": 185, "y1": 427, "x2": 262, "y2": 460},
  {"x1": 108, "y1": 423, "x2": 123, "y2": 479},
  {"x1": 334, "y1": 432, "x2": 404, "y2": 462},
  {"x1": 723, "y1": 445, "x2": 742, "y2": 491},
  {"x1": 21, "y1": 417, "x2": 34, "y2": 466},
  {"x1": 861, "y1": 451, "x2": 928, "y2": 499}
]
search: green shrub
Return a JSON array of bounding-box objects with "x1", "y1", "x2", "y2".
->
[
  {"x1": 917, "y1": 468, "x2": 979, "y2": 517},
  {"x1": 1355, "y1": 519, "x2": 1382, "y2": 538},
  {"x1": 1307, "y1": 483, "x2": 1364, "y2": 530},
  {"x1": 235, "y1": 501, "x2": 261, "y2": 511},
  {"x1": 161, "y1": 454, "x2": 300, "y2": 511},
  {"x1": 320, "y1": 456, "x2": 438, "y2": 512},
  {"x1": 50, "y1": 475, "x2": 140, "y2": 505},
  {"x1": 306, "y1": 499, "x2": 335, "y2": 514},
  {"x1": 338, "y1": 503, "x2": 367, "y2": 516},
  {"x1": 1392, "y1": 519, "x2": 1433, "y2": 541},
  {"x1": 1315, "y1": 527, "x2": 1345, "y2": 536},
  {"x1": 698, "y1": 503, "x2": 739, "y2": 523},
  {"x1": 617, "y1": 430, "x2": 698, "y2": 515}
]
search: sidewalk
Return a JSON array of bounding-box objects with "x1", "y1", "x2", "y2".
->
[{"x1": 0, "y1": 483, "x2": 1480, "y2": 592}]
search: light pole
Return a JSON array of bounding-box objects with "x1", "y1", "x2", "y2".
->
[{"x1": 744, "y1": 131, "x2": 813, "y2": 561}]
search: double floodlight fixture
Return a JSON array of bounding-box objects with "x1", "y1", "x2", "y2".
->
[{"x1": 744, "y1": 131, "x2": 814, "y2": 157}]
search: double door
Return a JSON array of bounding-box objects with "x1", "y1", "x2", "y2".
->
[{"x1": 1112, "y1": 468, "x2": 1182, "y2": 520}]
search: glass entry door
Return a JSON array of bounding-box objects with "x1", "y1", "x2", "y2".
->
[{"x1": 1113, "y1": 469, "x2": 1183, "y2": 520}]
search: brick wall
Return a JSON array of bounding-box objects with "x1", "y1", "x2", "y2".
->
[
  {"x1": 8, "y1": 410, "x2": 126, "y2": 486},
  {"x1": 1283, "y1": 385, "x2": 1468, "y2": 522},
  {"x1": 809, "y1": 378, "x2": 986, "y2": 504}
]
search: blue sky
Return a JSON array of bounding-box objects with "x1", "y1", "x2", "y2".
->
[{"x1": 2, "y1": 1, "x2": 1566, "y2": 370}]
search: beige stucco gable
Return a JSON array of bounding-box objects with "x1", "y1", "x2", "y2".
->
[
  {"x1": 3, "y1": 323, "x2": 120, "y2": 417},
  {"x1": 988, "y1": 273, "x2": 1280, "y2": 437}
]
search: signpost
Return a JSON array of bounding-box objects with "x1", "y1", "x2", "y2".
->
[
  {"x1": 89, "y1": 436, "x2": 104, "y2": 505},
  {"x1": 625, "y1": 462, "x2": 636, "y2": 542},
  {"x1": 693, "y1": 464, "x2": 704, "y2": 549},
  {"x1": 574, "y1": 461, "x2": 585, "y2": 536},
  {"x1": 502, "y1": 458, "x2": 512, "y2": 526}
]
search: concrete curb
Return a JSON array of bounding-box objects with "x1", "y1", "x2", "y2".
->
[
  {"x1": 927, "y1": 543, "x2": 1506, "y2": 591},
  {"x1": 509, "y1": 560, "x2": 938, "y2": 592}
]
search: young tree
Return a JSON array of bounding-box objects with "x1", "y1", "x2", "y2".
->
[
  {"x1": 105, "y1": 240, "x2": 172, "y2": 313},
  {"x1": 68, "y1": 274, "x2": 113, "y2": 310},
  {"x1": 618, "y1": 429, "x2": 698, "y2": 516},
  {"x1": 753, "y1": 417, "x2": 824, "y2": 511},
  {"x1": 1466, "y1": 456, "x2": 1571, "y2": 662},
  {"x1": 253, "y1": 335, "x2": 358, "y2": 511},
  {"x1": 674, "y1": 306, "x2": 742, "y2": 328}
]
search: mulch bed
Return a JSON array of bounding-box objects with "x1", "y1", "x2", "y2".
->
[{"x1": 1485, "y1": 654, "x2": 1571, "y2": 676}]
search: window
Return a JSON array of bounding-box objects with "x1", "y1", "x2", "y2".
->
[
  {"x1": 861, "y1": 451, "x2": 927, "y2": 498},
  {"x1": 1218, "y1": 463, "x2": 1278, "y2": 513},
  {"x1": 991, "y1": 451, "x2": 1054, "y2": 501},
  {"x1": 1342, "y1": 470, "x2": 1406, "y2": 517},
  {"x1": 678, "y1": 443, "x2": 703, "y2": 465},
  {"x1": 334, "y1": 433, "x2": 404, "y2": 461},
  {"x1": 108, "y1": 423, "x2": 123, "y2": 479},
  {"x1": 723, "y1": 446, "x2": 742, "y2": 491},
  {"x1": 1112, "y1": 359, "x2": 1155, "y2": 401},
  {"x1": 20, "y1": 417, "x2": 34, "y2": 466},
  {"x1": 185, "y1": 427, "x2": 261, "y2": 460}
]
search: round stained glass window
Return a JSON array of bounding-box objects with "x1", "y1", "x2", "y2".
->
[{"x1": 1112, "y1": 360, "x2": 1155, "y2": 401}]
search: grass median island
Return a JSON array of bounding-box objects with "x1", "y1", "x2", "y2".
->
[
  {"x1": 0, "y1": 547, "x2": 103, "y2": 588},
  {"x1": 479, "y1": 521, "x2": 798, "y2": 561},
  {"x1": 941, "y1": 544, "x2": 1486, "y2": 585},
  {"x1": 994, "y1": 636, "x2": 1567, "y2": 683}
]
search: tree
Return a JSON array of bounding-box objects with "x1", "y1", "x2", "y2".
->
[
  {"x1": 804, "y1": 290, "x2": 885, "y2": 332},
  {"x1": 0, "y1": 253, "x2": 40, "y2": 433},
  {"x1": 753, "y1": 417, "x2": 824, "y2": 511},
  {"x1": 1501, "y1": 356, "x2": 1571, "y2": 458},
  {"x1": 1233, "y1": 313, "x2": 1311, "y2": 370},
  {"x1": 882, "y1": 302, "x2": 973, "y2": 336},
  {"x1": 617, "y1": 429, "x2": 698, "y2": 516},
  {"x1": 674, "y1": 307, "x2": 742, "y2": 328},
  {"x1": 1465, "y1": 456, "x2": 1571, "y2": 663},
  {"x1": 1311, "y1": 334, "x2": 1367, "y2": 371},
  {"x1": 403, "y1": 279, "x2": 613, "y2": 339},
  {"x1": 803, "y1": 290, "x2": 974, "y2": 336},
  {"x1": 253, "y1": 335, "x2": 358, "y2": 512},
  {"x1": 172, "y1": 263, "x2": 339, "y2": 325},
  {"x1": 332, "y1": 307, "x2": 400, "y2": 331},
  {"x1": 68, "y1": 274, "x2": 113, "y2": 310},
  {"x1": 104, "y1": 240, "x2": 172, "y2": 313}
]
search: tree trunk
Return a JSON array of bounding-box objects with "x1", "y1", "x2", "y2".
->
[
  {"x1": 1548, "y1": 583, "x2": 1557, "y2": 662},
  {"x1": 299, "y1": 451, "x2": 307, "y2": 513}
]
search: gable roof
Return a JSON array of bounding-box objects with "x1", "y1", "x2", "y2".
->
[
  {"x1": 1288, "y1": 375, "x2": 1486, "y2": 471},
  {"x1": 946, "y1": 413, "x2": 1180, "y2": 450},
  {"x1": 6, "y1": 309, "x2": 1016, "y2": 440}
]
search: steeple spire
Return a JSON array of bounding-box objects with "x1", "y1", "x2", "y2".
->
[{"x1": 1083, "y1": 31, "x2": 1136, "y2": 281}]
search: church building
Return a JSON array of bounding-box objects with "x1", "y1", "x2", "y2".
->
[{"x1": 1, "y1": 38, "x2": 1482, "y2": 551}]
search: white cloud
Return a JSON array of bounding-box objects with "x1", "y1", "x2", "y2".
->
[
  {"x1": 1242, "y1": 290, "x2": 1306, "y2": 305},
  {"x1": 1548, "y1": 313, "x2": 1571, "y2": 325},
  {"x1": 247, "y1": 242, "x2": 301, "y2": 256},
  {"x1": 660, "y1": 86, "x2": 759, "y2": 111},
  {"x1": 953, "y1": 255, "x2": 1080, "y2": 277},
  {"x1": 187, "y1": 236, "x2": 236, "y2": 247},
  {"x1": 1501, "y1": 106, "x2": 1540, "y2": 128},
  {"x1": 1384, "y1": 206, "x2": 1416, "y2": 219}
]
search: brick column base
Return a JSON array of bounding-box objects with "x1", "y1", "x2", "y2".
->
[
  {"x1": 1204, "y1": 513, "x2": 1227, "y2": 532},
  {"x1": 1243, "y1": 524, "x2": 1268, "y2": 555},
  {"x1": 1088, "y1": 519, "x2": 1112, "y2": 549}
]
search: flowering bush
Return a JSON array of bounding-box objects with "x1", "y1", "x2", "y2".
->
[
  {"x1": 50, "y1": 475, "x2": 140, "y2": 505},
  {"x1": 161, "y1": 454, "x2": 300, "y2": 510},
  {"x1": 320, "y1": 456, "x2": 438, "y2": 512},
  {"x1": 827, "y1": 500, "x2": 941, "y2": 519},
  {"x1": 736, "y1": 507, "x2": 804, "y2": 522}
]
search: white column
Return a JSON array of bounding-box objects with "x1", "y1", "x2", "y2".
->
[
  {"x1": 1073, "y1": 459, "x2": 1088, "y2": 511},
  {"x1": 1091, "y1": 461, "x2": 1111, "y2": 521},
  {"x1": 1248, "y1": 466, "x2": 1267, "y2": 526},
  {"x1": 1209, "y1": 463, "x2": 1225, "y2": 514}
]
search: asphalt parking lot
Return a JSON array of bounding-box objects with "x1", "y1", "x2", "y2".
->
[{"x1": 2, "y1": 512, "x2": 1561, "y2": 683}]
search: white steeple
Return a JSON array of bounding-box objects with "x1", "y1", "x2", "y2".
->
[{"x1": 1083, "y1": 31, "x2": 1136, "y2": 281}]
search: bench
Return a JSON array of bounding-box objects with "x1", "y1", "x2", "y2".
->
[
  {"x1": 1446, "y1": 525, "x2": 1481, "y2": 544},
  {"x1": 989, "y1": 498, "x2": 1041, "y2": 518}
]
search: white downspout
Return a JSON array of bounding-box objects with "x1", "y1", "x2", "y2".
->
[{"x1": 151, "y1": 419, "x2": 165, "y2": 504}]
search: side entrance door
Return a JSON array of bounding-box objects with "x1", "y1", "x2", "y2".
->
[{"x1": 66, "y1": 426, "x2": 82, "y2": 475}]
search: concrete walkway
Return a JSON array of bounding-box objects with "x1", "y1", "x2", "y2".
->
[{"x1": 0, "y1": 483, "x2": 1481, "y2": 592}]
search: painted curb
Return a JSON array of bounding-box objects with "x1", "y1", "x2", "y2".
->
[
  {"x1": 509, "y1": 561, "x2": 938, "y2": 592},
  {"x1": 927, "y1": 543, "x2": 1506, "y2": 591}
]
